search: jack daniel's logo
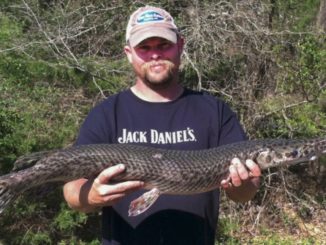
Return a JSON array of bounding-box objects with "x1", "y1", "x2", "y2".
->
[{"x1": 118, "y1": 128, "x2": 197, "y2": 144}]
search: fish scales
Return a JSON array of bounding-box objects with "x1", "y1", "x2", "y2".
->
[{"x1": 0, "y1": 137, "x2": 325, "y2": 215}]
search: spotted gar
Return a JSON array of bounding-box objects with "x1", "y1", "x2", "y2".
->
[{"x1": 0, "y1": 137, "x2": 325, "y2": 216}]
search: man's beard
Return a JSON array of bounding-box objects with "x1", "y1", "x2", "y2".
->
[{"x1": 140, "y1": 60, "x2": 176, "y2": 89}]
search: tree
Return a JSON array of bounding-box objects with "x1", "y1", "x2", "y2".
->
[{"x1": 317, "y1": 0, "x2": 326, "y2": 32}]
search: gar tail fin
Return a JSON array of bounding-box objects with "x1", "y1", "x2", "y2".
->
[{"x1": 0, "y1": 177, "x2": 16, "y2": 214}]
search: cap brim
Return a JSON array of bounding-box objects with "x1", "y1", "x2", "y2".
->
[{"x1": 129, "y1": 26, "x2": 177, "y2": 47}]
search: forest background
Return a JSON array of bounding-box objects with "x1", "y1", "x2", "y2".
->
[{"x1": 0, "y1": 0, "x2": 325, "y2": 244}]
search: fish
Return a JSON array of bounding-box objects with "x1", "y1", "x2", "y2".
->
[{"x1": 0, "y1": 137, "x2": 325, "y2": 216}]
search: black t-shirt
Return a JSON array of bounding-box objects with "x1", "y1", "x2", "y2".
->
[{"x1": 76, "y1": 88, "x2": 246, "y2": 245}]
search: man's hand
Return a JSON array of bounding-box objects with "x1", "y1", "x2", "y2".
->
[
  {"x1": 63, "y1": 164, "x2": 144, "y2": 213},
  {"x1": 220, "y1": 158, "x2": 261, "y2": 203},
  {"x1": 87, "y1": 164, "x2": 144, "y2": 207}
]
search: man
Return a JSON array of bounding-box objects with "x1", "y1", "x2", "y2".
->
[{"x1": 63, "y1": 5, "x2": 261, "y2": 245}]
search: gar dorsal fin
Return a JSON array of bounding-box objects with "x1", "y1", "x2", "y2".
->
[{"x1": 13, "y1": 150, "x2": 57, "y2": 171}]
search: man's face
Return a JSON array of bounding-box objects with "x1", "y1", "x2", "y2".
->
[{"x1": 125, "y1": 37, "x2": 184, "y2": 89}]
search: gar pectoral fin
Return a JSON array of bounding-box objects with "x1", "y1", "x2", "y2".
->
[{"x1": 128, "y1": 188, "x2": 160, "y2": 217}]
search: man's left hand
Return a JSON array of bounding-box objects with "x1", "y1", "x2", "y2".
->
[{"x1": 220, "y1": 158, "x2": 261, "y2": 202}]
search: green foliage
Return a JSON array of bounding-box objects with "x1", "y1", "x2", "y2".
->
[
  {"x1": 0, "y1": 190, "x2": 101, "y2": 244},
  {"x1": 272, "y1": 0, "x2": 321, "y2": 31},
  {"x1": 216, "y1": 217, "x2": 242, "y2": 244},
  {"x1": 250, "y1": 234, "x2": 316, "y2": 245},
  {"x1": 0, "y1": 6, "x2": 96, "y2": 244},
  {"x1": 77, "y1": 57, "x2": 132, "y2": 96},
  {"x1": 281, "y1": 36, "x2": 326, "y2": 96},
  {"x1": 257, "y1": 98, "x2": 325, "y2": 138},
  {"x1": 21, "y1": 230, "x2": 52, "y2": 245},
  {"x1": 53, "y1": 203, "x2": 88, "y2": 232},
  {"x1": 0, "y1": 15, "x2": 22, "y2": 44},
  {"x1": 255, "y1": 34, "x2": 326, "y2": 138},
  {"x1": 0, "y1": 81, "x2": 82, "y2": 169}
]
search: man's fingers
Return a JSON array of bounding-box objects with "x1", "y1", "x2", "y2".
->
[
  {"x1": 86, "y1": 164, "x2": 144, "y2": 208},
  {"x1": 102, "y1": 193, "x2": 126, "y2": 203},
  {"x1": 245, "y1": 159, "x2": 261, "y2": 177},
  {"x1": 229, "y1": 163, "x2": 241, "y2": 187},
  {"x1": 220, "y1": 176, "x2": 232, "y2": 189},
  {"x1": 227, "y1": 158, "x2": 262, "y2": 187},
  {"x1": 231, "y1": 158, "x2": 249, "y2": 180},
  {"x1": 95, "y1": 164, "x2": 126, "y2": 186},
  {"x1": 221, "y1": 158, "x2": 262, "y2": 192},
  {"x1": 97, "y1": 181, "x2": 144, "y2": 196}
]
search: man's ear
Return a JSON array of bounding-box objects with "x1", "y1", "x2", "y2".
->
[
  {"x1": 124, "y1": 45, "x2": 133, "y2": 63},
  {"x1": 177, "y1": 36, "x2": 185, "y2": 55}
]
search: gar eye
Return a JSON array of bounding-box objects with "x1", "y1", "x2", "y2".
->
[
  {"x1": 285, "y1": 150, "x2": 299, "y2": 158},
  {"x1": 291, "y1": 150, "x2": 299, "y2": 157}
]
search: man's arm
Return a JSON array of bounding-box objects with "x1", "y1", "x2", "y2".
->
[
  {"x1": 221, "y1": 158, "x2": 261, "y2": 203},
  {"x1": 63, "y1": 164, "x2": 144, "y2": 213}
]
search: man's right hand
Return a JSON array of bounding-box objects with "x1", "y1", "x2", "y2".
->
[{"x1": 63, "y1": 164, "x2": 144, "y2": 213}]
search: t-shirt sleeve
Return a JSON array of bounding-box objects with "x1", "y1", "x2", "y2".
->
[
  {"x1": 75, "y1": 104, "x2": 110, "y2": 146},
  {"x1": 217, "y1": 101, "x2": 247, "y2": 146}
]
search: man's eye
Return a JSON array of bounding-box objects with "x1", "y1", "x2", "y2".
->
[
  {"x1": 137, "y1": 45, "x2": 150, "y2": 51},
  {"x1": 160, "y1": 43, "x2": 171, "y2": 50}
]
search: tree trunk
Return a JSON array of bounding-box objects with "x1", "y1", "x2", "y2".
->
[{"x1": 317, "y1": 0, "x2": 326, "y2": 32}]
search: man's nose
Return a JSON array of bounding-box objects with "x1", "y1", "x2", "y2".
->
[{"x1": 150, "y1": 49, "x2": 162, "y2": 60}]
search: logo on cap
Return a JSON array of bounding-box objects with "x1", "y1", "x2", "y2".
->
[{"x1": 137, "y1": 11, "x2": 164, "y2": 24}]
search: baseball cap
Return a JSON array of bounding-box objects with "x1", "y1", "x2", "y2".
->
[{"x1": 126, "y1": 6, "x2": 179, "y2": 47}]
